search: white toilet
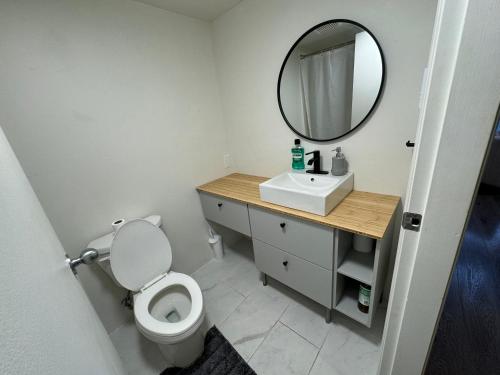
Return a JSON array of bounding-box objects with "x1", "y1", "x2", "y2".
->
[{"x1": 109, "y1": 218, "x2": 207, "y2": 367}]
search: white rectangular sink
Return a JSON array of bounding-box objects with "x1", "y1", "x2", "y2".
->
[{"x1": 259, "y1": 172, "x2": 354, "y2": 216}]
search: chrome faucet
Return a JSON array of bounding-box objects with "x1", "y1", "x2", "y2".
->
[{"x1": 306, "y1": 150, "x2": 328, "y2": 174}]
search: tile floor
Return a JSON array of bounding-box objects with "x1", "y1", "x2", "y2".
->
[{"x1": 110, "y1": 238, "x2": 386, "y2": 375}]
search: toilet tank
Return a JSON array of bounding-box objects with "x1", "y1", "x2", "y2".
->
[{"x1": 87, "y1": 215, "x2": 162, "y2": 286}]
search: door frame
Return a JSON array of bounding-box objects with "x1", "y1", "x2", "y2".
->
[{"x1": 378, "y1": 0, "x2": 500, "y2": 373}]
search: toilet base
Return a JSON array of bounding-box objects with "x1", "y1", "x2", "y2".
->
[{"x1": 158, "y1": 317, "x2": 209, "y2": 368}]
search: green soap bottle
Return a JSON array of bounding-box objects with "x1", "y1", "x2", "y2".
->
[{"x1": 291, "y1": 139, "x2": 305, "y2": 170}]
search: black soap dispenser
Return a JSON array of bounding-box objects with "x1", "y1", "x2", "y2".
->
[{"x1": 331, "y1": 147, "x2": 348, "y2": 176}]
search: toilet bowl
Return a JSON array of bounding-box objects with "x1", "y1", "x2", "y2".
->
[{"x1": 110, "y1": 219, "x2": 206, "y2": 367}]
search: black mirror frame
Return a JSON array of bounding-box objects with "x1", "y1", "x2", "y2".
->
[{"x1": 277, "y1": 19, "x2": 386, "y2": 142}]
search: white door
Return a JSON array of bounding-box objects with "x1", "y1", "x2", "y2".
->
[
  {"x1": 379, "y1": 0, "x2": 500, "y2": 374},
  {"x1": 0, "y1": 127, "x2": 126, "y2": 375}
]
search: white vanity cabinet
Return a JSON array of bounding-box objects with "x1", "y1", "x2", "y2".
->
[
  {"x1": 249, "y1": 206, "x2": 394, "y2": 327},
  {"x1": 253, "y1": 239, "x2": 333, "y2": 307},
  {"x1": 197, "y1": 173, "x2": 399, "y2": 327},
  {"x1": 249, "y1": 206, "x2": 335, "y2": 312},
  {"x1": 249, "y1": 207, "x2": 334, "y2": 268},
  {"x1": 199, "y1": 192, "x2": 252, "y2": 236}
]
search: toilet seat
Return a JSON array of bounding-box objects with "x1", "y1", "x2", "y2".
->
[
  {"x1": 110, "y1": 219, "x2": 205, "y2": 344},
  {"x1": 110, "y1": 219, "x2": 173, "y2": 292},
  {"x1": 134, "y1": 272, "x2": 204, "y2": 343}
]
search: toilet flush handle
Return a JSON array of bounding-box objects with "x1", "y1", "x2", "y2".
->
[{"x1": 66, "y1": 248, "x2": 99, "y2": 275}]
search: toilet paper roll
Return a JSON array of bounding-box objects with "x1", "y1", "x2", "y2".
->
[
  {"x1": 353, "y1": 234, "x2": 375, "y2": 253},
  {"x1": 112, "y1": 219, "x2": 126, "y2": 233}
]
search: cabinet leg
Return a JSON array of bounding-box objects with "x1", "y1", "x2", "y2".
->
[
  {"x1": 262, "y1": 273, "x2": 268, "y2": 286},
  {"x1": 325, "y1": 308, "x2": 332, "y2": 323}
]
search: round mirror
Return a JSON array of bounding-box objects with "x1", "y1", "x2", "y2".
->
[{"x1": 278, "y1": 20, "x2": 385, "y2": 141}]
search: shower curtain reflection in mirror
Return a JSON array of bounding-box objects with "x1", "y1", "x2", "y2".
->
[{"x1": 299, "y1": 44, "x2": 354, "y2": 139}]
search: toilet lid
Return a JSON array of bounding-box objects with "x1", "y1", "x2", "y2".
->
[{"x1": 110, "y1": 219, "x2": 172, "y2": 291}]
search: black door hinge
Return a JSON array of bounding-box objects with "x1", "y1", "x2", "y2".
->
[{"x1": 402, "y1": 212, "x2": 422, "y2": 232}]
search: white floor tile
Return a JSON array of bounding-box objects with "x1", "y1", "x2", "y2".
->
[
  {"x1": 259, "y1": 274, "x2": 303, "y2": 304},
  {"x1": 249, "y1": 322, "x2": 318, "y2": 375},
  {"x1": 280, "y1": 295, "x2": 330, "y2": 348},
  {"x1": 219, "y1": 287, "x2": 290, "y2": 360},
  {"x1": 192, "y1": 252, "x2": 244, "y2": 291},
  {"x1": 309, "y1": 316, "x2": 381, "y2": 375},
  {"x1": 223, "y1": 258, "x2": 262, "y2": 297},
  {"x1": 203, "y1": 282, "x2": 245, "y2": 326},
  {"x1": 192, "y1": 239, "x2": 257, "y2": 294},
  {"x1": 110, "y1": 318, "x2": 169, "y2": 375}
]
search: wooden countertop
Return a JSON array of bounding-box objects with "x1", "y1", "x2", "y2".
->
[{"x1": 197, "y1": 173, "x2": 400, "y2": 239}]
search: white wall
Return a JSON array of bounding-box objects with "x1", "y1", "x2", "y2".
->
[
  {"x1": 351, "y1": 31, "x2": 383, "y2": 128},
  {"x1": 0, "y1": 126, "x2": 125, "y2": 375},
  {"x1": 0, "y1": 0, "x2": 228, "y2": 333},
  {"x1": 213, "y1": 0, "x2": 437, "y2": 197}
]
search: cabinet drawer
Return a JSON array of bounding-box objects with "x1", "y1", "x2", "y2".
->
[
  {"x1": 253, "y1": 239, "x2": 332, "y2": 307},
  {"x1": 199, "y1": 192, "x2": 251, "y2": 236},
  {"x1": 249, "y1": 207, "x2": 334, "y2": 269}
]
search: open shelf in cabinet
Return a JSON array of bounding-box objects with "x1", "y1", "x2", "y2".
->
[
  {"x1": 337, "y1": 250, "x2": 375, "y2": 285},
  {"x1": 334, "y1": 275, "x2": 371, "y2": 326}
]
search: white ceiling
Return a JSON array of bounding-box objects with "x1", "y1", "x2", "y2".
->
[
  {"x1": 299, "y1": 22, "x2": 362, "y2": 54},
  {"x1": 133, "y1": 0, "x2": 242, "y2": 21}
]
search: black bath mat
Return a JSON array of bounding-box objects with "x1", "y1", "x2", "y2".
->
[{"x1": 160, "y1": 326, "x2": 256, "y2": 375}]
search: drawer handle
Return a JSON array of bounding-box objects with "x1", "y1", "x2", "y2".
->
[
  {"x1": 217, "y1": 202, "x2": 223, "y2": 208},
  {"x1": 280, "y1": 222, "x2": 286, "y2": 228},
  {"x1": 282, "y1": 260, "x2": 288, "y2": 267}
]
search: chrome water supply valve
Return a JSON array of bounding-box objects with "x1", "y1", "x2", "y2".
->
[{"x1": 66, "y1": 248, "x2": 99, "y2": 275}]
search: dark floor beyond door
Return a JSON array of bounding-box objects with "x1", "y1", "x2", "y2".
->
[{"x1": 425, "y1": 192, "x2": 500, "y2": 375}]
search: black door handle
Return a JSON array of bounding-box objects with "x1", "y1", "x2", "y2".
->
[
  {"x1": 280, "y1": 222, "x2": 286, "y2": 228},
  {"x1": 282, "y1": 261, "x2": 288, "y2": 267},
  {"x1": 217, "y1": 202, "x2": 223, "y2": 208}
]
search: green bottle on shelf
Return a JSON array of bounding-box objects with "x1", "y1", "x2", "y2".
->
[{"x1": 291, "y1": 139, "x2": 305, "y2": 170}]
